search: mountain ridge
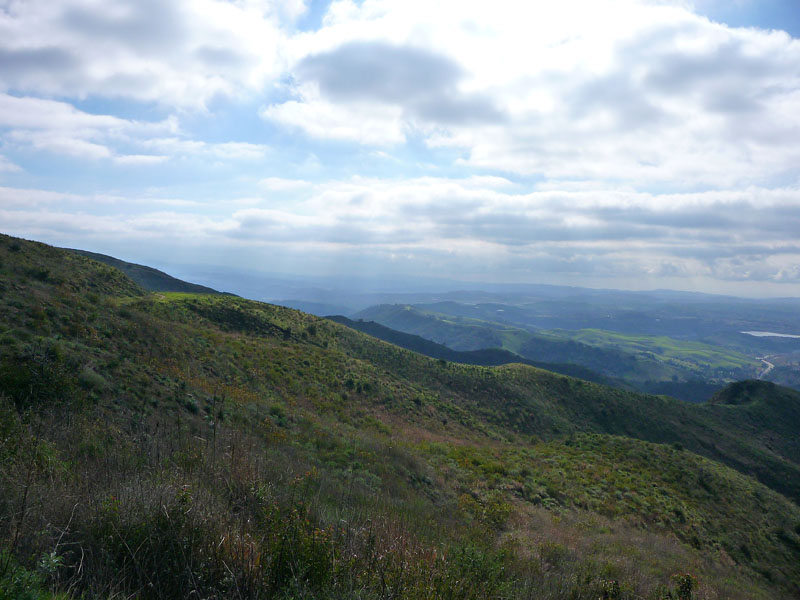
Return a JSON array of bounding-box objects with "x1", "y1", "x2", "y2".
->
[
  {"x1": 68, "y1": 247, "x2": 233, "y2": 295},
  {"x1": 327, "y1": 314, "x2": 621, "y2": 386}
]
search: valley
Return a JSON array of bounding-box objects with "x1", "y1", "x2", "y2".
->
[
  {"x1": 1, "y1": 234, "x2": 799, "y2": 599},
  {"x1": 5, "y1": 3, "x2": 800, "y2": 599},
  {"x1": 317, "y1": 293, "x2": 800, "y2": 403}
]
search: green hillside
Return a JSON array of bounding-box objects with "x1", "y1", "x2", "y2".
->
[
  {"x1": 554, "y1": 329, "x2": 758, "y2": 378},
  {"x1": 69, "y1": 248, "x2": 228, "y2": 295},
  {"x1": 355, "y1": 304, "x2": 760, "y2": 397},
  {"x1": 328, "y1": 315, "x2": 619, "y2": 385},
  {"x1": 1, "y1": 233, "x2": 799, "y2": 599},
  {"x1": 354, "y1": 303, "x2": 526, "y2": 351}
]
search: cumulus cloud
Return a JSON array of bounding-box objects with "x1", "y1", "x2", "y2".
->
[
  {"x1": 140, "y1": 138, "x2": 271, "y2": 161},
  {"x1": 0, "y1": 93, "x2": 129, "y2": 131},
  {"x1": 266, "y1": 0, "x2": 800, "y2": 187},
  {"x1": 0, "y1": 0, "x2": 287, "y2": 107},
  {"x1": 113, "y1": 154, "x2": 169, "y2": 165},
  {"x1": 0, "y1": 93, "x2": 270, "y2": 163},
  {"x1": 3, "y1": 175, "x2": 800, "y2": 290},
  {"x1": 295, "y1": 41, "x2": 504, "y2": 125},
  {"x1": 262, "y1": 97, "x2": 406, "y2": 145},
  {"x1": 260, "y1": 177, "x2": 314, "y2": 192},
  {"x1": 0, "y1": 93, "x2": 177, "y2": 161}
]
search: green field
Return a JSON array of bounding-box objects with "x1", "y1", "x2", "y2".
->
[{"x1": 550, "y1": 328, "x2": 760, "y2": 376}]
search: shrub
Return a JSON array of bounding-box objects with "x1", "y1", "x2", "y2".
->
[
  {"x1": 0, "y1": 550, "x2": 64, "y2": 600},
  {"x1": 78, "y1": 368, "x2": 107, "y2": 392},
  {"x1": 670, "y1": 572, "x2": 697, "y2": 600}
]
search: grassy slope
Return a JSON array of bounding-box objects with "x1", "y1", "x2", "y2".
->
[
  {"x1": 423, "y1": 433, "x2": 800, "y2": 590},
  {"x1": 332, "y1": 322, "x2": 800, "y2": 504},
  {"x1": 68, "y1": 248, "x2": 227, "y2": 295},
  {"x1": 1, "y1": 234, "x2": 799, "y2": 599}
]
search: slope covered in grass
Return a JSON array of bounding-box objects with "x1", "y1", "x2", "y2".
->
[
  {"x1": 1, "y1": 233, "x2": 799, "y2": 599},
  {"x1": 68, "y1": 248, "x2": 227, "y2": 295}
]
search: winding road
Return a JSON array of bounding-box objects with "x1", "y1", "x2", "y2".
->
[{"x1": 757, "y1": 357, "x2": 775, "y2": 379}]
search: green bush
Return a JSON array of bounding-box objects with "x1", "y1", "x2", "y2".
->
[{"x1": 0, "y1": 550, "x2": 65, "y2": 600}]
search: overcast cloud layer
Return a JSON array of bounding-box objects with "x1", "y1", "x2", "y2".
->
[{"x1": 1, "y1": 0, "x2": 799, "y2": 296}]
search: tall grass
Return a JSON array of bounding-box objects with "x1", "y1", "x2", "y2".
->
[{"x1": 1, "y1": 396, "x2": 785, "y2": 599}]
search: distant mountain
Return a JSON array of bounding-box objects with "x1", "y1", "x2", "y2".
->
[
  {"x1": 2, "y1": 233, "x2": 800, "y2": 598},
  {"x1": 352, "y1": 304, "x2": 685, "y2": 381},
  {"x1": 353, "y1": 303, "x2": 526, "y2": 351},
  {"x1": 279, "y1": 299, "x2": 355, "y2": 317},
  {"x1": 351, "y1": 303, "x2": 766, "y2": 402},
  {"x1": 69, "y1": 248, "x2": 232, "y2": 295},
  {"x1": 328, "y1": 315, "x2": 619, "y2": 386}
]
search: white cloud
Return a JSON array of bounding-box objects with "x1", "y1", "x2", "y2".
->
[
  {"x1": 212, "y1": 142, "x2": 271, "y2": 160},
  {"x1": 2, "y1": 177, "x2": 800, "y2": 290},
  {"x1": 267, "y1": 0, "x2": 800, "y2": 187},
  {"x1": 0, "y1": 0, "x2": 288, "y2": 108},
  {"x1": 0, "y1": 93, "x2": 176, "y2": 161},
  {"x1": 141, "y1": 138, "x2": 271, "y2": 160},
  {"x1": 263, "y1": 95, "x2": 406, "y2": 145},
  {"x1": 260, "y1": 177, "x2": 314, "y2": 192},
  {"x1": 274, "y1": 0, "x2": 310, "y2": 21},
  {"x1": 0, "y1": 93, "x2": 127, "y2": 131},
  {"x1": 0, "y1": 93, "x2": 269, "y2": 163},
  {"x1": 0, "y1": 187, "x2": 86, "y2": 208},
  {"x1": 113, "y1": 154, "x2": 169, "y2": 165},
  {"x1": 8, "y1": 130, "x2": 113, "y2": 159},
  {"x1": 0, "y1": 205, "x2": 236, "y2": 241}
]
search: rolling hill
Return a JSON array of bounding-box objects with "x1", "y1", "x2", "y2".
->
[
  {"x1": 354, "y1": 303, "x2": 760, "y2": 401},
  {"x1": 327, "y1": 315, "x2": 619, "y2": 385},
  {"x1": 1, "y1": 233, "x2": 799, "y2": 599},
  {"x1": 68, "y1": 248, "x2": 230, "y2": 295}
]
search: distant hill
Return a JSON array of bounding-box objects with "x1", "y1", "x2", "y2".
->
[
  {"x1": 351, "y1": 304, "x2": 668, "y2": 380},
  {"x1": 635, "y1": 379, "x2": 724, "y2": 403},
  {"x1": 328, "y1": 315, "x2": 619, "y2": 386},
  {"x1": 2, "y1": 233, "x2": 800, "y2": 599},
  {"x1": 353, "y1": 303, "x2": 513, "y2": 350},
  {"x1": 353, "y1": 303, "x2": 760, "y2": 402},
  {"x1": 69, "y1": 248, "x2": 231, "y2": 295},
  {"x1": 332, "y1": 316, "x2": 728, "y2": 402},
  {"x1": 279, "y1": 299, "x2": 355, "y2": 316}
]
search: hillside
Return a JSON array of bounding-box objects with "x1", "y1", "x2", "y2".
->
[
  {"x1": 1, "y1": 233, "x2": 800, "y2": 599},
  {"x1": 328, "y1": 315, "x2": 618, "y2": 385},
  {"x1": 69, "y1": 248, "x2": 229, "y2": 295},
  {"x1": 353, "y1": 303, "x2": 520, "y2": 351},
  {"x1": 354, "y1": 304, "x2": 759, "y2": 401},
  {"x1": 552, "y1": 329, "x2": 757, "y2": 379}
]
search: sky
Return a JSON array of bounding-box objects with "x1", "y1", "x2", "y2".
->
[{"x1": 1, "y1": 0, "x2": 800, "y2": 297}]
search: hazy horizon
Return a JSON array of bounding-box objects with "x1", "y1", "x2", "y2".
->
[
  {"x1": 2, "y1": 0, "x2": 800, "y2": 297},
  {"x1": 57, "y1": 245, "x2": 800, "y2": 302}
]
